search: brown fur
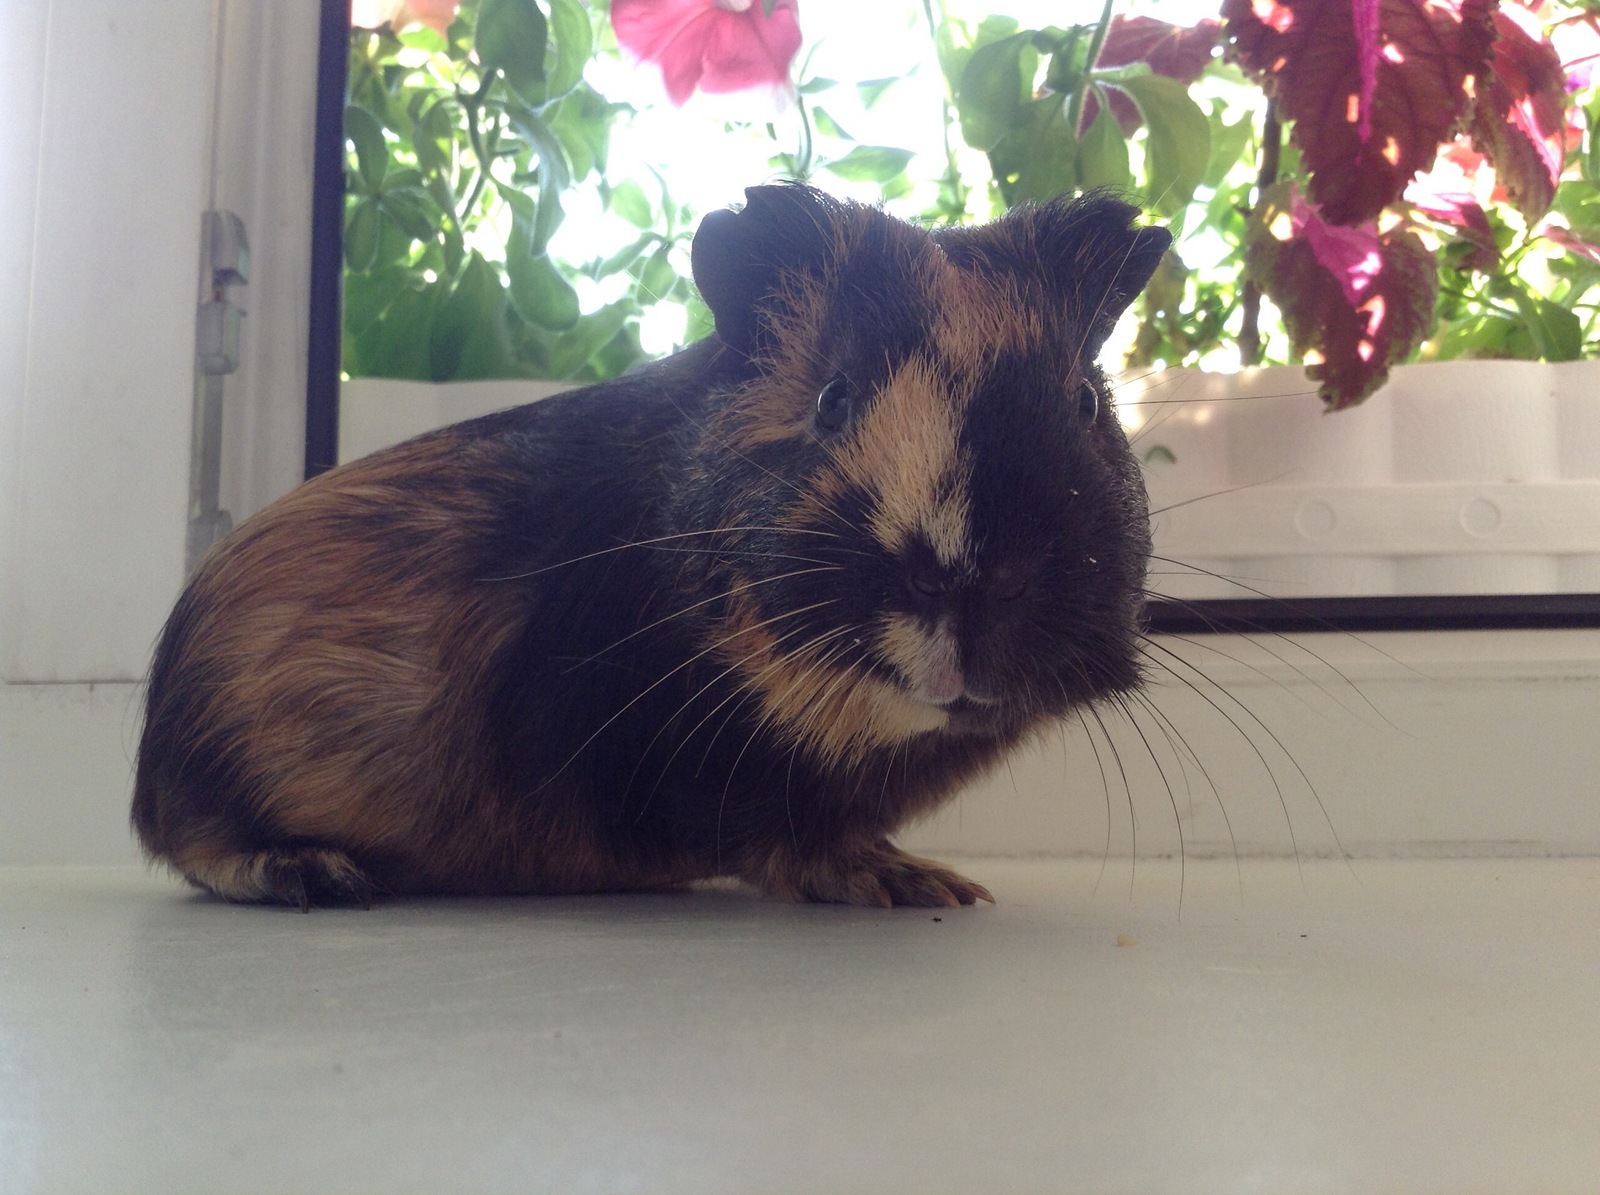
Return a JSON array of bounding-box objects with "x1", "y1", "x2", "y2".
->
[{"x1": 134, "y1": 184, "x2": 1170, "y2": 910}]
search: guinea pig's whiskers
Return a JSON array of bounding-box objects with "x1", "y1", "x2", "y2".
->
[
  {"x1": 627, "y1": 617, "x2": 857, "y2": 831},
  {"x1": 1148, "y1": 613, "x2": 1394, "y2": 732},
  {"x1": 1069, "y1": 708, "x2": 1119, "y2": 903},
  {"x1": 768, "y1": 633, "x2": 870, "y2": 768},
  {"x1": 1105, "y1": 689, "x2": 1186, "y2": 908},
  {"x1": 1146, "y1": 562, "x2": 1418, "y2": 685},
  {"x1": 683, "y1": 623, "x2": 855, "y2": 784},
  {"x1": 1136, "y1": 637, "x2": 1346, "y2": 883},
  {"x1": 476, "y1": 526, "x2": 850, "y2": 583},
  {"x1": 710, "y1": 629, "x2": 861, "y2": 865},
  {"x1": 1131, "y1": 685, "x2": 1244, "y2": 898},
  {"x1": 565, "y1": 565, "x2": 844, "y2": 673},
  {"x1": 628, "y1": 616, "x2": 850, "y2": 825},
  {"x1": 542, "y1": 598, "x2": 840, "y2": 796}
]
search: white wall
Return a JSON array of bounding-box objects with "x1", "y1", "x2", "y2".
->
[
  {"x1": 0, "y1": 0, "x2": 316, "y2": 861},
  {"x1": 210, "y1": 1, "x2": 319, "y2": 522},
  {"x1": 0, "y1": 0, "x2": 315, "y2": 687},
  {"x1": 2, "y1": 0, "x2": 213, "y2": 683}
]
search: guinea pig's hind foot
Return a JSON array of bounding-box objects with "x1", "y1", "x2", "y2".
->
[
  {"x1": 173, "y1": 844, "x2": 380, "y2": 912},
  {"x1": 750, "y1": 840, "x2": 994, "y2": 909}
]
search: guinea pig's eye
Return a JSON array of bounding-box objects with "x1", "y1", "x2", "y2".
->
[
  {"x1": 1076, "y1": 380, "x2": 1100, "y2": 423},
  {"x1": 815, "y1": 375, "x2": 852, "y2": 433}
]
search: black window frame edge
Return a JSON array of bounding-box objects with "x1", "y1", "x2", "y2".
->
[
  {"x1": 303, "y1": 4, "x2": 1600, "y2": 634},
  {"x1": 1144, "y1": 594, "x2": 1600, "y2": 635},
  {"x1": 305, "y1": 0, "x2": 350, "y2": 480}
]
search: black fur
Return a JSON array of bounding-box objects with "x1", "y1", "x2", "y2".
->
[{"x1": 133, "y1": 184, "x2": 1170, "y2": 908}]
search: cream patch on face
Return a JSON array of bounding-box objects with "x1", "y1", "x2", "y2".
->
[
  {"x1": 927, "y1": 249, "x2": 1045, "y2": 374},
  {"x1": 827, "y1": 354, "x2": 974, "y2": 572},
  {"x1": 715, "y1": 593, "x2": 948, "y2": 767},
  {"x1": 878, "y1": 612, "x2": 962, "y2": 705}
]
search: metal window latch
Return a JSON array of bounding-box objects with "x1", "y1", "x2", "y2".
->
[
  {"x1": 188, "y1": 210, "x2": 250, "y2": 571},
  {"x1": 196, "y1": 210, "x2": 249, "y2": 375}
]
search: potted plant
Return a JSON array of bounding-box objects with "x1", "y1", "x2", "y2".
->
[{"x1": 337, "y1": 0, "x2": 1600, "y2": 600}]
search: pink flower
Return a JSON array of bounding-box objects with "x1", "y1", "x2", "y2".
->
[
  {"x1": 612, "y1": 0, "x2": 802, "y2": 106},
  {"x1": 351, "y1": 0, "x2": 457, "y2": 36}
]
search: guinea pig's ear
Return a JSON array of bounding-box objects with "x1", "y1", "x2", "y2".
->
[
  {"x1": 1036, "y1": 194, "x2": 1173, "y2": 352},
  {"x1": 690, "y1": 183, "x2": 841, "y2": 355}
]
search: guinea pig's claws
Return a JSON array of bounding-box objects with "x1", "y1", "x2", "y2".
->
[
  {"x1": 251, "y1": 847, "x2": 379, "y2": 911},
  {"x1": 760, "y1": 842, "x2": 994, "y2": 909}
]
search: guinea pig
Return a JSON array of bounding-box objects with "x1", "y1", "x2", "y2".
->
[{"x1": 132, "y1": 183, "x2": 1170, "y2": 910}]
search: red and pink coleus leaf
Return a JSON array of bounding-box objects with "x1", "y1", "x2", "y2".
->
[
  {"x1": 1544, "y1": 225, "x2": 1600, "y2": 266},
  {"x1": 1223, "y1": 0, "x2": 1497, "y2": 226},
  {"x1": 1405, "y1": 140, "x2": 1499, "y2": 269},
  {"x1": 1549, "y1": 11, "x2": 1600, "y2": 90},
  {"x1": 611, "y1": 0, "x2": 801, "y2": 107},
  {"x1": 1085, "y1": 16, "x2": 1225, "y2": 134},
  {"x1": 1469, "y1": 7, "x2": 1569, "y2": 222},
  {"x1": 1246, "y1": 184, "x2": 1438, "y2": 409}
]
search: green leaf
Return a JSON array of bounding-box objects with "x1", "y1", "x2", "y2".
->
[
  {"x1": 633, "y1": 244, "x2": 680, "y2": 302},
  {"x1": 342, "y1": 267, "x2": 403, "y2": 337},
  {"x1": 855, "y1": 77, "x2": 899, "y2": 108},
  {"x1": 508, "y1": 240, "x2": 580, "y2": 330},
  {"x1": 548, "y1": 301, "x2": 632, "y2": 378},
  {"x1": 410, "y1": 102, "x2": 451, "y2": 181},
  {"x1": 988, "y1": 96, "x2": 1077, "y2": 205},
  {"x1": 957, "y1": 32, "x2": 1034, "y2": 153},
  {"x1": 823, "y1": 145, "x2": 915, "y2": 183},
  {"x1": 812, "y1": 107, "x2": 854, "y2": 142},
  {"x1": 974, "y1": 14, "x2": 1023, "y2": 47},
  {"x1": 1585, "y1": 105, "x2": 1600, "y2": 186},
  {"x1": 545, "y1": 0, "x2": 592, "y2": 100},
  {"x1": 1111, "y1": 74, "x2": 1209, "y2": 216},
  {"x1": 683, "y1": 292, "x2": 716, "y2": 344},
  {"x1": 800, "y1": 76, "x2": 839, "y2": 95},
  {"x1": 379, "y1": 186, "x2": 442, "y2": 241},
  {"x1": 596, "y1": 234, "x2": 655, "y2": 278},
  {"x1": 359, "y1": 283, "x2": 441, "y2": 381},
  {"x1": 1202, "y1": 107, "x2": 1253, "y2": 189},
  {"x1": 1511, "y1": 291, "x2": 1584, "y2": 361},
  {"x1": 345, "y1": 103, "x2": 388, "y2": 194},
  {"x1": 532, "y1": 186, "x2": 564, "y2": 255},
  {"x1": 477, "y1": 0, "x2": 549, "y2": 104},
  {"x1": 503, "y1": 104, "x2": 573, "y2": 191},
  {"x1": 1077, "y1": 102, "x2": 1131, "y2": 192},
  {"x1": 610, "y1": 179, "x2": 653, "y2": 229},
  {"x1": 397, "y1": 25, "x2": 448, "y2": 54},
  {"x1": 431, "y1": 252, "x2": 523, "y2": 380},
  {"x1": 344, "y1": 197, "x2": 381, "y2": 271},
  {"x1": 588, "y1": 322, "x2": 646, "y2": 379},
  {"x1": 546, "y1": 84, "x2": 616, "y2": 181}
]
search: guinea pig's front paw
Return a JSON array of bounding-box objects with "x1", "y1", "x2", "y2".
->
[{"x1": 750, "y1": 840, "x2": 994, "y2": 909}]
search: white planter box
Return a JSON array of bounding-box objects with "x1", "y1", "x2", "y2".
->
[
  {"x1": 339, "y1": 377, "x2": 569, "y2": 464},
  {"x1": 345, "y1": 362, "x2": 1600, "y2": 601},
  {"x1": 1128, "y1": 360, "x2": 1600, "y2": 599}
]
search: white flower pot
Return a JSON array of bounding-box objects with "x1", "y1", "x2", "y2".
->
[{"x1": 1127, "y1": 359, "x2": 1600, "y2": 601}]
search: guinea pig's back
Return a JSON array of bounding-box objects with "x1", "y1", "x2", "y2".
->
[{"x1": 131, "y1": 385, "x2": 676, "y2": 904}]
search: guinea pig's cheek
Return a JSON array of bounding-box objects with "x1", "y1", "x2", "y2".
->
[{"x1": 713, "y1": 592, "x2": 948, "y2": 766}]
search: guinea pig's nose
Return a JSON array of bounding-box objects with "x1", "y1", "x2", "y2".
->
[{"x1": 983, "y1": 561, "x2": 1033, "y2": 603}]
